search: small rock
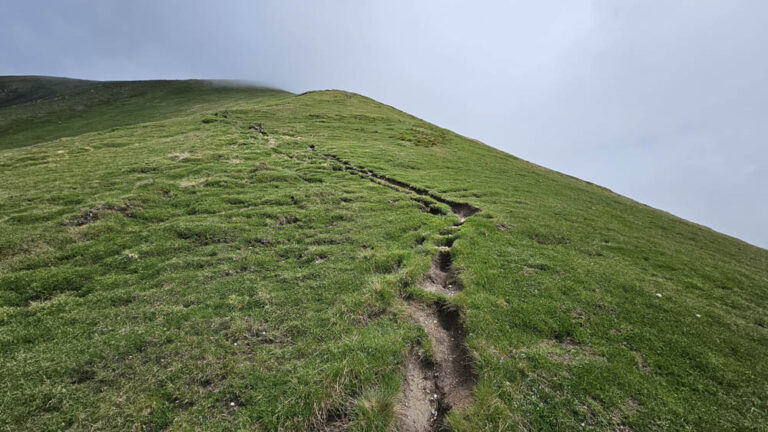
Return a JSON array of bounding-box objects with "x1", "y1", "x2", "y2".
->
[
  {"x1": 696, "y1": 314, "x2": 701, "y2": 318},
  {"x1": 655, "y1": 293, "x2": 663, "y2": 298}
]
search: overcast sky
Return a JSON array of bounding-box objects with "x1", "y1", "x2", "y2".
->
[{"x1": 2, "y1": 1, "x2": 766, "y2": 248}]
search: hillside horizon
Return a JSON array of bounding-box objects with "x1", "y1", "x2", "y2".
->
[{"x1": 1, "y1": 76, "x2": 766, "y2": 431}]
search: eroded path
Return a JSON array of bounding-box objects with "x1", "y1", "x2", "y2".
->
[
  {"x1": 407, "y1": 303, "x2": 475, "y2": 413},
  {"x1": 324, "y1": 154, "x2": 480, "y2": 221},
  {"x1": 320, "y1": 153, "x2": 479, "y2": 431},
  {"x1": 419, "y1": 249, "x2": 461, "y2": 297}
]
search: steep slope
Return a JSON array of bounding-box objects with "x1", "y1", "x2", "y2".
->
[{"x1": 0, "y1": 79, "x2": 766, "y2": 431}]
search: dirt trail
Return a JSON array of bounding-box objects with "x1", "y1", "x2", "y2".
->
[
  {"x1": 418, "y1": 250, "x2": 461, "y2": 297},
  {"x1": 397, "y1": 355, "x2": 440, "y2": 431},
  {"x1": 318, "y1": 150, "x2": 479, "y2": 431},
  {"x1": 324, "y1": 154, "x2": 481, "y2": 221},
  {"x1": 413, "y1": 303, "x2": 475, "y2": 405}
]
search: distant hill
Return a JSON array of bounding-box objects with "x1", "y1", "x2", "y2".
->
[
  {"x1": 0, "y1": 76, "x2": 287, "y2": 150},
  {"x1": 0, "y1": 76, "x2": 94, "y2": 108},
  {"x1": 0, "y1": 77, "x2": 766, "y2": 431}
]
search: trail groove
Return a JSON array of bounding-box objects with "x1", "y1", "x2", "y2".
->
[
  {"x1": 324, "y1": 154, "x2": 480, "y2": 220},
  {"x1": 319, "y1": 151, "x2": 479, "y2": 431},
  {"x1": 419, "y1": 250, "x2": 461, "y2": 297}
]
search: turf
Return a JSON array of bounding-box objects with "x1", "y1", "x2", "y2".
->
[
  {"x1": 0, "y1": 77, "x2": 287, "y2": 150},
  {"x1": 0, "y1": 77, "x2": 766, "y2": 431}
]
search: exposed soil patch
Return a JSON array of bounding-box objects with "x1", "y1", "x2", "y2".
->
[
  {"x1": 396, "y1": 354, "x2": 440, "y2": 431},
  {"x1": 70, "y1": 208, "x2": 99, "y2": 226},
  {"x1": 419, "y1": 251, "x2": 462, "y2": 297},
  {"x1": 323, "y1": 154, "x2": 480, "y2": 221},
  {"x1": 407, "y1": 302, "x2": 475, "y2": 414}
]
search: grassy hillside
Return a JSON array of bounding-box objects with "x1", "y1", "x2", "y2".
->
[
  {"x1": 0, "y1": 76, "x2": 93, "y2": 108},
  {"x1": 1, "y1": 78, "x2": 766, "y2": 431},
  {"x1": 0, "y1": 77, "x2": 287, "y2": 150}
]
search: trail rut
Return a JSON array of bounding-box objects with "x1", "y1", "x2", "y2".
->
[
  {"x1": 397, "y1": 355, "x2": 440, "y2": 431},
  {"x1": 418, "y1": 250, "x2": 461, "y2": 297},
  {"x1": 407, "y1": 303, "x2": 475, "y2": 411},
  {"x1": 324, "y1": 154, "x2": 481, "y2": 221},
  {"x1": 318, "y1": 150, "x2": 481, "y2": 431}
]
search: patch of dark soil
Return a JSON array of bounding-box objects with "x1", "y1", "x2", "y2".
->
[
  {"x1": 419, "y1": 251, "x2": 462, "y2": 297},
  {"x1": 69, "y1": 208, "x2": 99, "y2": 226}
]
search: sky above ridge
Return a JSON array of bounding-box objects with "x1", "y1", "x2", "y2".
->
[{"x1": 2, "y1": 0, "x2": 766, "y2": 248}]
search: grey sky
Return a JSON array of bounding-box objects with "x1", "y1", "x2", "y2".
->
[{"x1": 2, "y1": 0, "x2": 766, "y2": 248}]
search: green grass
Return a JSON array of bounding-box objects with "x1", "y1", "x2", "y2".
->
[
  {"x1": 0, "y1": 77, "x2": 287, "y2": 150},
  {"x1": 1, "y1": 78, "x2": 766, "y2": 431}
]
